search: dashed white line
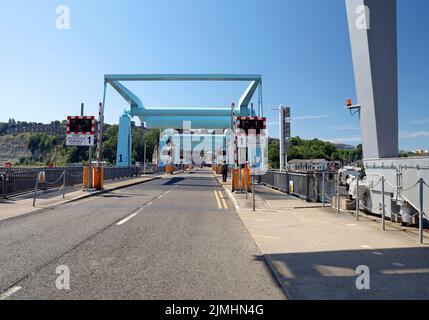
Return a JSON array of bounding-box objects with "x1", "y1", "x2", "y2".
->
[
  {"x1": 116, "y1": 186, "x2": 178, "y2": 226},
  {"x1": 0, "y1": 286, "x2": 22, "y2": 300},
  {"x1": 116, "y1": 208, "x2": 144, "y2": 225}
]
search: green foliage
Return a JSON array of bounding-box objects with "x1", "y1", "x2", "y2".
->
[
  {"x1": 102, "y1": 125, "x2": 119, "y2": 164},
  {"x1": 101, "y1": 125, "x2": 159, "y2": 165},
  {"x1": 268, "y1": 138, "x2": 280, "y2": 169},
  {"x1": 399, "y1": 150, "x2": 416, "y2": 158},
  {"x1": 268, "y1": 137, "x2": 363, "y2": 168},
  {"x1": 27, "y1": 133, "x2": 60, "y2": 161}
]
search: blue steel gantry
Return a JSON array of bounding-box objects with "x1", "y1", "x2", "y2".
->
[{"x1": 101, "y1": 74, "x2": 264, "y2": 167}]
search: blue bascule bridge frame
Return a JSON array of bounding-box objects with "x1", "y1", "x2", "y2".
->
[{"x1": 101, "y1": 74, "x2": 264, "y2": 167}]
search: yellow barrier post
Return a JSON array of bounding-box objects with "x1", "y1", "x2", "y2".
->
[
  {"x1": 83, "y1": 166, "x2": 88, "y2": 189},
  {"x1": 232, "y1": 168, "x2": 239, "y2": 192},
  {"x1": 92, "y1": 166, "x2": 104, "y2": 190}
]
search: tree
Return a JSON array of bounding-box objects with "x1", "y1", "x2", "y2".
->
[
  {"x1": 268, "y1": 138, "x2": 280, "y2": 169},
  {"x1": 102, "y1": 125, "x2": 119, "y2": 164},
  {"x1": 268, "y1": 136, "x2": 362, "y2": 166}
]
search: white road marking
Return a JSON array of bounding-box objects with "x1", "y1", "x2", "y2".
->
[
  {"x1": 219, "y1": 191, "x2": 228, "y2": 209},
  {"x1": 0, "y1": 286, "x2": 22, "y2": 300},
  {"x1": 392, "y1": 262, "x2": 405, "y2": 267},
  {"x1": 361, "y1": 245, "x2": 371, "y2": 249},
  {"x1": 158, "y1": 185, "x2": 177, "y2": 198},
  {"x1": 116, "y1": 208, "x2": 144, "y2": 225},
  {"x1": 372, "y1": 251, "x2": 384, "y2": 256},
  {"x1": 381, "y1": 268, "x2": 429, "y2": 275},
  {"x1": 214, "y1": 190, "x2": 222, "y2": 209},
  {"x1": 116, "y1": 185, "x2": 177, "y2": 225}
]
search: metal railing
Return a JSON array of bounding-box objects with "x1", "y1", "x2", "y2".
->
[
  {"x1": 0, "y1": 166, "x2": 143, "y2": 198},
  {"x1": 259, "y1": 170, "x2": 427, "y2": 244},
  {"x1": 103, "y1": 166, "x2": 142, "y2": 180},
  {"x1": 258, "y1": 170, "x2": 337, "y2": 203}
]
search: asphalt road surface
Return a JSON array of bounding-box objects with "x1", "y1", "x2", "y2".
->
[{"x1": 0, "y1": 171, "x2": 285, "y2": 300}]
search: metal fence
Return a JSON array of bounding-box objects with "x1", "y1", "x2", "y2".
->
[
  {"x1": 258, "y1": 170, "x2": 337, "y2": 203},
  {"x1": 103, "y1": 166, "x2": 142, "y2": 180},
  {"x1": 0, "y1": 166, "x2": 143, "y2": 198}
]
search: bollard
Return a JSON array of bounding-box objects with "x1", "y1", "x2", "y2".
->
[
  {"x1": 32, "y1": 171, "x2": 39, "y2": 207},
  {"x1": 245, "y1": 170, "x2": 248, "y2": 200},
  {"x1": 252, "y1": 174, "x2": 255, "y2": 212},
  {"x1": 238, "y1": 166, "x2": 242, "y2": 193},
  {"x1": 381, "y1": 176, "x2": 385, "y2": 231},
  {"x1": 232, "y1": 168, "x2": 239, "y2": 192},
  {"x1": 419, "y1": 178, "x2": 424, "y2": 244}
]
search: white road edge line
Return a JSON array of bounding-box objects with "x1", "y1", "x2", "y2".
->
[
  {"x1": 0, "y1": 286, "x2": 22, "y2": 300},
  {"x1": 147, "y1": 202, "x2": 153, "y2": 206},
  {"x1": 214, "y1": 190, "x2": 222, "y2": 209},
  {"x1": 116, "y1": 208, "x2": 144, "y2": 225},
  {"x1": 224, "y1": 188, "x2": 240, "y2": 211}
]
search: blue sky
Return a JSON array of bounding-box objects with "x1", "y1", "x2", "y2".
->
[{"x1": 0, "y1": 0, "x2": 428, "y2": 150}]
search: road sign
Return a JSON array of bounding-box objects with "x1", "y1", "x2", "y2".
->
[
  {"x1": 66, "y1": 134, "x2": 95, "y2": 146},
  {"x1": 66, "y1": 116, "x2": 96, "y2": 146},
  {"x1": 67, "y1": 116, "x2": 95, "y2": 135},
  {"x1": 236, "y1": 117, "x2": 267, "y2": 135}
]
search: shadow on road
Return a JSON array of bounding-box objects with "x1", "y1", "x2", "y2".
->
[{"x1": 268, "y1": 246, "x2": 429, "y2": 300}]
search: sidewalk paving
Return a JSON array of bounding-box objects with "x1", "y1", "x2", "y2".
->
[
  {"x1": 0, "y1": 175, "x2": 160, "y2": 223},
  {"x1": 215, "y1": 172, "x2": 429, "y2": 300}
]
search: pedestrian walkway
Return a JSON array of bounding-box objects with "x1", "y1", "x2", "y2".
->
[
  {"x1": 0, "y1": 175, "x2": 160, "y2": 223},
  {"x1": 215, "y1": 172, "x2": 429, "y2": 300}
]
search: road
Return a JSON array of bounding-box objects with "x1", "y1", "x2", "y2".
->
[{"x1": 0, "y1": 171, "x2": 285, "y2": 300}]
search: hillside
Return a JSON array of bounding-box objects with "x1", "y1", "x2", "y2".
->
[
  {"x1": 0, "y1": 133, "x2": 67, "y2": 166},
  {"x1": 0, "y1": 133, "x2": 32, "y2": 166},
  {"x1": 0, "y1": 124, "x2": 160, "y2": 167}
]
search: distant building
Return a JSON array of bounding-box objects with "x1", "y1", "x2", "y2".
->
[
  {"x1": 287, "y1": 159, "x2": 328, "y2": 172},
  {"x1": 415, "y1": 149, "x2": 429, "y2": 156},
  {"x1": 287, "y1": 159, "x2": 340, "y2": 172},
  {"x1": 3, "y1": 122, "x2": 65, "y2": 136},
  {"x1": 334, "y1": 143, "x2": 355, "y2": 151}
]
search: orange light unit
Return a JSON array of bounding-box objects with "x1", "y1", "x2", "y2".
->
[{"x1": 346, "y1": 99, "x2": 352, "y2": 107}]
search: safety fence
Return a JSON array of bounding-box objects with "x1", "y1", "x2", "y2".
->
[
  {"x1": 259, "y1": 169, "x2": 428, "y2": 244},
  {"x1": 0, "y1": 166, "x2": 143, "y2": 198},
  {"x1": 257, "y1": 170, "x2": 337, "y2": 203}
]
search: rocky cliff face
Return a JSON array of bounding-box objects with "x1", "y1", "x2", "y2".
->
[{"x1": 0, "y1": 134, "x2": 32, "y2": 166}]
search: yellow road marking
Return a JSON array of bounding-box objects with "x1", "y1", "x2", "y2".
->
[
  {"x1": 214, "y1": 190, "x2": 222, "y2": 209},
  {"x1": 381, "y1": 268, "x2": 429, "y2": 275},
  {"x1": 219, "y1": 190, "x2": 228, "y2": 209}
]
